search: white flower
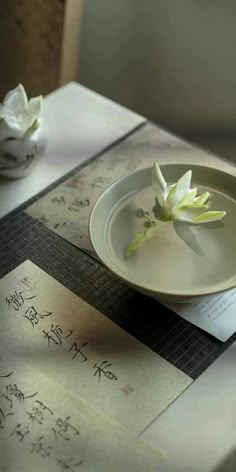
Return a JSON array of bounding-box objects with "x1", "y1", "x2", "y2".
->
[
  {"x1": 0, "y1": 84, "x2": 43, "y2": 141},
  {"x1": 125, "y1": 161, "x2": 226, "y2": 257},
  {"x1": 152, "y1": 161, "x2": 226, "y2": 224}
]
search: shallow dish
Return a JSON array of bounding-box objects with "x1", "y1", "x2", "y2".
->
[{"x1": 89, "y1": 164, "x2": 236, "y2": 302}]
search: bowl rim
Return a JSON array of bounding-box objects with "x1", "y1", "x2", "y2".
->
[{"x1": 89, "y1": 163, "x2": 236, "y2": 298}]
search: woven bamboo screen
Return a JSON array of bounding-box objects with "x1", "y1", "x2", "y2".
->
[{"x1": 0, "y1": 0, "x2": 81, "y2": 99}]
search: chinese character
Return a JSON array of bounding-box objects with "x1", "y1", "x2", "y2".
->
[
  {"x1": 2, "y1": 384, "x2": 24, "y2": 408},
  {"x1": 10, "y1": 424, "x2": 30, "y2": 442},
  {"x1": 91, "y1": 176, "x2": 111, "y2": 189},
  {"x1": 27, "y1": 406, "x2": 43, "y2": 425},
  {"x1": 68, "y1": 342, "x2": 87, "y2": 362},
  {"x1": 0, "y1": 408, "x2": 13, "y2": 429},
  {"x1": 38, "y1": 215, "x2": 50, "y2": 226},
  {"x1": 6, "y1": 290, "x2": 35, "y2": 311},
  {"x1": 27, "y1": 400, "x2": 53, "y2": 424},
  {"x1": 30, "y1": 436, "x2": 52, "y2": 457},
  {"x1": 19, "y1": 276, "x2": 35, "y2": 291},
  {"x1": 36, "y1": 400, "x2": 54, "y2": 415},
  {"x1": 51, "y1": 196, "x2": 66, "y2": 205},
  {"x1": 23, "y1": 306, "x2": 52, "y2": 327},
  {"x1": 2, "y1": 383, "x2": 37, "y2": 409},
  {"x1": 68, "y1": 198, "x2": 90, "y2": 212},
  {"x1": 52, "y1": 416, "x2": 79, "y2": 441},
  {"x1": 57, "y1": 458, "x2": 83, "y2": 471},
  {"x1": 93, "y1": 361, "x2": 117, "y2": 381},
  {"x1": 120, "y1": 385, "x2": 134, "y2": 396},
  {"x1": 0, "y1": 371, "x2": 14, "y2": 379},
  {"x1": 0, "y1": 408, "x2": 5, "y2": 429},
  {"x1": 42, "y1": 324, "x2": 73, "y2": 347},
  {"x1": 53, "y1": 222, "x2": 67, "y2": 230},
  {"x1": 27, "y1": 400, "x2": 53, "y2": 425}
]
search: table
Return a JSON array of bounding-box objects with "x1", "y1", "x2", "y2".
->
[
  {"x1": 0, "y1": 82, "x2": 236, "y2": 472},
  {"x1": 0, "y1": 82, "x2": 145, "y2": 218}
]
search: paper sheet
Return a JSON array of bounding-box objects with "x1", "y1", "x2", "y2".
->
[
  {"x1": 0, "y1": 260, "x2": 192, "y2": 435},
  {"x1": 0, "y1": 363, "x2": 161, "y2": 472},
  {"x1": 165, "y1": 289, "x2": 236, "y2": 342},
  {"x1": 25, "y1": 134, "x2": 163, "y2": 255},
  {"x1": 25, "y1": 121, "x2": 236, "y2": 256}
]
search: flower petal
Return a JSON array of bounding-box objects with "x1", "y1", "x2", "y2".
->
[
  {"x1": 0, "y1": 104, "x2": 8, "y2": 119},
  {"x1": 166, "y1": 170, "x2": 192, "y2": 212},
  {"x1": 194, "y1": 192, "x2": 210, "y2": 205},
  {"x1": 0, "y1": 117, "x2": 23, "y2": 140},
  {"x1": 165, "y1": 183, "x2": 176, "y2": 204},
  {"x1": 173, "y1": 204, "x2": 208, "y2": 222},
  {"x1": 152, "y1": 161, "x2": 167, "y2": 206},
  {"x1": 15, "y1": 95, "x2": 43, "y2": 135},
  {"x1": 27, "y1": 95, "x2": 43, "y2": 119},
  {"x1": 193, "y1": 211, "x2": 226, "y2": 224},
  {"x1": 177, "y1": 187, "x2": 198, "y2": 208},
  {"x1": 3, "y1": 84, "x2": 28, "y2": 113}
]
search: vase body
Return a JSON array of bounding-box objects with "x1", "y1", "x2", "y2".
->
[{"x1": 0, "y1": 120, "x2": 47, "y2": 178}]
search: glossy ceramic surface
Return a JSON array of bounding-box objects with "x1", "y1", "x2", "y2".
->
[{"x1": 89, "y1": 164, "x2": 236, "y2": 302}]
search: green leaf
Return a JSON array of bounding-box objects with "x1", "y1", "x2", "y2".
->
[
  {"x1": 125, "y1": 220, "x2": 156, "y2": 257},
  {"x1": 143, "y1": 210, "x2": 156, "y2": 227},
  {"x1": 125, "y1": 231, "x2": 148, "y2": 257}
]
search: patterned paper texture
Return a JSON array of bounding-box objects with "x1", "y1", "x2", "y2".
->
[
  {"x1": 165, "y1": 288, "x2": 236, "y2": 342},
  {"x1": 0, "y1": 363, "x2": 162, "y2": 472},
  {"x1": 25, "y1": 122, "x2": 236, "y2": 255},
  {"x1": 0, "y1": 260, "x2": 192, "y2": 435}
]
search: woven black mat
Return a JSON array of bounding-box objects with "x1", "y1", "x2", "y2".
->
[{"x1": 1, "y1": 204, "x2": 235, "y2": 381}]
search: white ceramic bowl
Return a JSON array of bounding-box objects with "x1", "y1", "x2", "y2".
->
[{"x1": 89, "y1": 164, "x2": 236, "y2": 303}]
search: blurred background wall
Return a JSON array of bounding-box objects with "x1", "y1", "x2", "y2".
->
[
  {"x1": 0, "y1": 0, "x2": 81, "y2": 98},
  {"x1": 0, "y1": 0, "x2": 65, "y2": 98},
  {"x1": 77, "y1": 0, "x2": 236, "y2": 162},
  {"x1": 0, "y1": 0, "x2": 236, "y2": 162}
]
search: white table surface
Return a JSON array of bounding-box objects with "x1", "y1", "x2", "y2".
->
[
  {"x1": 1, "y1": 81, "x2": 236, "y2": 472},
  {"x1": 142, "y1": 340, "x2": 236, "y2": 472},
  {"x1": 0, "y1": 82, "x2": 145, "y2": 218}
]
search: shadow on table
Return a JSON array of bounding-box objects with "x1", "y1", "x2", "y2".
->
[{"x1": 212, "y1": 448, "x2": 236, "y2": 472}]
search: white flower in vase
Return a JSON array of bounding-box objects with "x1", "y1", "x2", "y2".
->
[{"x1": 0, "y1": 84, "x2": 47, "y2": 178}]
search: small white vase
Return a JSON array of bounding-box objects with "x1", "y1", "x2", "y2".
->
[{"x1": 0, "y1": 120, "x2": 47, "y2": 178}]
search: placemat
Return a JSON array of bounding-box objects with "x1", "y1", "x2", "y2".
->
[{"x1": 1, "y1": 205, "x2": 235, "y2": 381}]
